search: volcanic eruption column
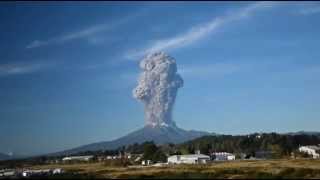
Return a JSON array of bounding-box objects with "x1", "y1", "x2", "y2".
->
[{"x1": 133, "y1": 52, "x2": 184, "y2": 127}]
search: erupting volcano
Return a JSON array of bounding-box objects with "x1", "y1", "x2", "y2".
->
[{"x1": 55, "y1": 52, "x2": 211, "y2": 155}]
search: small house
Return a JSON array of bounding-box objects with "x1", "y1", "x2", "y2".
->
[{"x1": 211, "y1": 152, "x2": 235, "y2": 161}]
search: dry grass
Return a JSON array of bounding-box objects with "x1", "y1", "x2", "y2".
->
[{"x1": 30, "y1": 159, "x2": 320, "y2": 179}]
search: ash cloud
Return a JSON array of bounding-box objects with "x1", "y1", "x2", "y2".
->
[{"x1": 133, "y1": 52, "x2": 183, "y2": 127}]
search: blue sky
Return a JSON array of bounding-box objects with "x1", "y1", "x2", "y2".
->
[{"x1": 1, "y1": 2, "x2": 320, "y2": 156}]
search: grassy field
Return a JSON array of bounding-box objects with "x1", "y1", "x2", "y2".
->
[{"x1": 30, "y1": 159, "x2": 320, "y2": 179}]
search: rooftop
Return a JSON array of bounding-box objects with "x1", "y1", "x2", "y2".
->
[{"x1": 169, "y1": 154, "x2": 210, "y2": 158}]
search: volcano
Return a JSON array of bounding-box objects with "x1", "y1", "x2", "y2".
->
[
  {"x1": 55, "y1": 124, "x2": 211, "y2": 156},
  {"x1": 52, "y1": 52, "x2": 212, "y2": 156}
]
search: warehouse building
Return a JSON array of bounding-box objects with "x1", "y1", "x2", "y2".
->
[
  {"x1": 211, "y1": 152, "x2": 236, "y2": 161},
  {"x1": 167, "y1": 154, "x2": 210, "y2": 164}
]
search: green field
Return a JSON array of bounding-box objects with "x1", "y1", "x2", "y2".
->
[{"x1": 29, "y1": 159, "x2": 320, "y2": 179}]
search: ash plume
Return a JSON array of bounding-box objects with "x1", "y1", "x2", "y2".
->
[{"x1": 133, "y1": 52, "x2": 183, "y2": 128}]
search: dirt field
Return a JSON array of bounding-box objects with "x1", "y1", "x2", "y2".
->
[{"x1": 30, "y1": 159, "x2": 320, "y2": 179}]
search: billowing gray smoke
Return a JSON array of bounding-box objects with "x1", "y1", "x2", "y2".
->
[{"x1": 133, "y1": 52, "x2": 183, "y2": 128}]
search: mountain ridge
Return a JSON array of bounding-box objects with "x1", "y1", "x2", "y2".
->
[
  {"x1": 284, "y1": 131, "x2": 320, "y2": 136},
  {"x1": 4, "y1": 130, "x2": 319, "y2": 159},
  {"x1": 50, "y1": 125, "x2": 212, "y2": 156},
  {"x1": 50, "y1": 130, "x2": 320, "y2": 157}
]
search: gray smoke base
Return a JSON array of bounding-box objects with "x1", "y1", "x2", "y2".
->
[{"x1": 133, "y1": 52, "x2": 183, "y2": 128}]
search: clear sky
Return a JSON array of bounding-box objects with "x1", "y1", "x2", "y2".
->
[{"x1": 1, "y1": 2, "x2": 320, "y2": 156}]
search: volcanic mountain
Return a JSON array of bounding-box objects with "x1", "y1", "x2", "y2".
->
[
  {"x1": 54, "y1": 124, "x2": 211, "y2": 156},
  {"x1": 52, "y1": 52, "x2": 213, "y2": 156}
]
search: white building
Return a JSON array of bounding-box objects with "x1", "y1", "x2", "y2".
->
[
  {"x1": 106, "y1": 156, "x2": 112, "y2": 160},
  {"x1": 4, "y1": 171, "x2": 15, "y2": 176},
  {"x1": 211, "y1": 152, "x2": 236, "y2": 161},
  {"x1": 299, "y1": 145, "x2": 320, "y2": 159},
  {"x1": 22, "y1": 169, "x2": 51, "y2": 177},
  {"x1": 62, "y1": 155, "x2": 94, "y2": 161},
  {"x1": 167, "y1": 154, "x2": 210, "y2": 164},
  {"x1": 134, "y1": 156, "x2": 141, "y2": 162},
  {"x1": 141, "y1": 160, "x2": 152, "y2": 166},
  {"x1": 52, "y1": 168, "x2": 63, "y2": 174}
]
